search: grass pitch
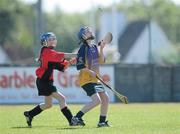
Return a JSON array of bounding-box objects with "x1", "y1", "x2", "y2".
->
[{"x1": 0, "y1": 103, "x2": 179, "y2": 134}]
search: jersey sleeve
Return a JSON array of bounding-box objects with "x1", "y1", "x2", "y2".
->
[
  {"x1": 48, "y1": 62, "x2": 65, "y2": 71},
  {"x1": 97, "y1": 46, "x2": 105, "y2": 64},
  {"x1": 41, "y1": 48, "x2": 65, "y2": 68},
  {"x1": 61, "y1": 59, "x2": 69, "y2": 67},
  {"x1": 48, "y1": 49, "x2": 65, "y2": 62},
  {"x1": 76, "y1": 45, "x2": 86, "y2": 70}
]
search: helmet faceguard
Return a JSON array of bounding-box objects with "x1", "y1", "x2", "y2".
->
[
  {"x1": 40, "y1": 32, "x2": 56, "y2": 46},
  {"x1": 78, "y1": 26, "x2": 95, "y2": 44}
]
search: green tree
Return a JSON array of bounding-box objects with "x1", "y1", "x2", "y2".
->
[
  {"x1": 0, "y1": 10, "x2": 14, "y2": 45},
  {"x1": 44, "y1": 11, "x2": 89, "y2": 52},
  {"x1": 0, "y1": 0, "x2": 21, "y2": 46}
]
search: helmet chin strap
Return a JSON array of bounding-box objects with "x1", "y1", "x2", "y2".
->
[
  {"x1": 85, "y1": 35, "x2": 95, "y2": 41},
  {"x1": 79, "y1": 35, "x2": 95, "y2": 45}
]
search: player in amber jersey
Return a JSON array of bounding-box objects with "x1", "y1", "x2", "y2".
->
[{"x1": 71, "y1": 27, "x2": 110, "y2": 127}]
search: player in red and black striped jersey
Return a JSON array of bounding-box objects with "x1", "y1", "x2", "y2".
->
[{"x1": 24, "y1": 32, "x2": 77, "y2": 127}]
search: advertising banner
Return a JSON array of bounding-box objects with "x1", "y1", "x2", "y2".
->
[{"x1": 0, "y1": 66, "x2": 114, "y2": 104}]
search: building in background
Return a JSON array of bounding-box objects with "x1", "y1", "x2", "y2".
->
[
  {"x1": 99, "y1": 11, "x2": 173, "y2": 64},
  {"x1": 99, "y1": 12, "x2": 127, "y2": 63},
  {"x1": 118, "y1": 20, "x2": 173, "y2": 64}
]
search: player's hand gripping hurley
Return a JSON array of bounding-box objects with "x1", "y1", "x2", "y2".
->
[{"x1": 96, "y1": 75, "x2": 128, "y2": 104}]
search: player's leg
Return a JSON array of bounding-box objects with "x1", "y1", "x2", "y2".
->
[
  {"x1": 24, "y1": 95, "x2": 52, "y2": 127},
  {"x1": 72, "y1": 83, "x2": 101, "y2": 126},
  {"x1": 95, "y1": 83, "x2": 110, "y2": 127},
  {"x1": 72, "y1": 93, "x2": 101, "y2": 126},
  {"x1": 79, "y1": 93, "x2": 101, "y2": 114},
  {"x1": 52, "y1": 91, "x2": 74, "y2": 126},
  {"x1": 39, "y1": 95, "x2": 53, "y2": 110},
  {"x1": 97, "y1": 91, "x2": 110, "y2": 127}
]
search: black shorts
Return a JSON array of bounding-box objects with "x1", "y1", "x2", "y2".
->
[
  {"x1": 36, "y1": 78, "x2": 57, "y2": 96},
  {"x1": 82, "y1": 83, "x2": 105, "y2": 97}
]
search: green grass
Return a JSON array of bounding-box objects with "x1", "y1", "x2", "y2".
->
[{"x1": 0, "y1": 103, "x2": 179, "y2": 134}]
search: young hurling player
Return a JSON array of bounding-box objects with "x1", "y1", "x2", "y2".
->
[
  {"x1": 71, "y1": 26, "x2": 110, "y2": 127},
  {"x1": 24, "y1": 32, "x2": 76, "y2": 127}
]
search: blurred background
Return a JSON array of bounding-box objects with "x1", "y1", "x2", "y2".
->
[{"x1": 0, "y1": 0, "x2": 180, "y2": 104}]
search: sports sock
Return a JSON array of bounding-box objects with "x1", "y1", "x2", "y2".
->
[
  {"x1": 99, "y1": 115, "x2": 106, "y2": 123},
  {"x1": 29, "y1": 105, "x2": 43, "y2": 117},
  {"x1": 76, "y1": 111, "x2": 84, "y2": 119},
  {"x1": 61, "y1": 107, "x2": 73, "y2": 124}
]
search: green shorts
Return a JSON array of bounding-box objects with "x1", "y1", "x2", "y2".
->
[{"x1": 82, "y1": 83, "x2": 105, "y2": 97}]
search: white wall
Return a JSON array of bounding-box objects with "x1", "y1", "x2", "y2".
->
[
  {"x1": 124, "y1": 26, "x2": 149, "y2": 63},
  {"x1": 99, "y1": 12, "x2": 126, "y2": 63},
  {"x1": 150, "y1": 21, "x2": 172, "y2": 62},
  {"x1": 99, "y1": 12, "x2": 127, "y2": 45},
  {"x1": 123, "y1": 21, "x2": 172, "y2": 64}
]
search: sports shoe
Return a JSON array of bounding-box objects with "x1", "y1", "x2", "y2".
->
[
  {"x1": 69, "y1": 122, "x2": 79, "y2": 126},
  {"x1": 69, "y1": 122, "x2": 83, "y2": 126},
  {"x1": 24, "y1": 111, "x2": 33, "y2": 127},
  {"x1": 71, "y1": 116, "x2": 85, "y2": 126},
  {"x1": 97, "y1": 121, "x2": 110, "y2": 127},
  {"x1": 69, "y1": 122, "x2": 74, "y2": 126}
]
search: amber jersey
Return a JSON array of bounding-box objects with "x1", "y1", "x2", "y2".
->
[{"x1": 76, "y1": 43, "x2": 104, "y2": 86}]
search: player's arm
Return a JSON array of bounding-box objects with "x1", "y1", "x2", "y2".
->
[
  {"x1": 45, "y1": 49, "x2": 65, "y2": 62},
  {"x1": 45, "y1": 49, "x2": 76, "y2": 62},
  {"x1": 48, "y1": 61, "x2": 65, "y2": 71},
  {"x1": 64, "y1": 53, "x2": 77, "y2": 58},
  {"x1": 98, "y1": 41, "x2": 106, "y2": 64},
  {"x1": 60, "y1": 57, "x2": 76, "y2": 70},
  {"x1": 47, "y1": 59, "x2": 73, "y2": 72},
  {"x1": 47, "y1": 57, "x2": 76, "y2": 72},
  {"x1": 42, "y1": 49, "x2": 76, "y2": 71},
  {"x1": 48, "y1": 57, "x2": 76, "y2": 72},
  {"x1": 41, "y1": 49, "x2": 65, "y2": 71}
]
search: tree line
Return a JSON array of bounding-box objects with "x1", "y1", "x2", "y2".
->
[{"x1": 0, "y1": 0, "x2": 179, "y2": 63}]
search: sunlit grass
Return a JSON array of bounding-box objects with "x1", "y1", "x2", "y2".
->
[{"x1": 0, "y1": 103, "x2": 179, "y2": 134}]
